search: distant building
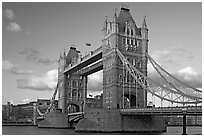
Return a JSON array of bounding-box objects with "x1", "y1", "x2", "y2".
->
[
  {"x1": 168, "y1": 115, "x2": 202, "y2": 126},
  {"x1": 2, "y1": 99, "x2": 58, "y2": 123},
  {"x1": 86, "y1": 93, "x2": 103, "y2": 108}
]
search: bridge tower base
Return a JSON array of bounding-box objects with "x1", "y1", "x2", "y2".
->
[
  {"x1": 38, "y1": 109, "x2": 68, "y2": 128},
  {"x1": 75, "y1": 108, "x2": 167, "y2": 132}
]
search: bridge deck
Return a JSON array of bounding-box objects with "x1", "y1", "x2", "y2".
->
[{"x1": 120, "y1": 106, "x2": 202, "y2": 116}]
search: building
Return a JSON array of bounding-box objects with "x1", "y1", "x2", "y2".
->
[
  {"x1": 101, "y1": 6, "x2": 148, "y2": 109},
  {"x1": 57, "y1": 6, "x2": 149, "y2": 113},
  {"x1": 2, "y1": 99, "x2": 58, "y2": 123},
  {"x1": 168, "y1": 115, "x2": 202, "y2": 126},
  {"x1": 86, "y1": 93, "x2": 103, "y2": 108}
]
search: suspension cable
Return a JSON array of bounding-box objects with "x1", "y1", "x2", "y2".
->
[
  {"x1": 147, "y1": 54, "x2": 202, "y2": 93},
  {"x1": 116, "y1": 48, "x2": 201, "y2": 105}
]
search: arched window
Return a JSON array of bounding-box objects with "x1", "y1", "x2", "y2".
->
[
  {"x1": 123, "y1": 38, "x2": 126, "y2": 44},
  {"x1": 127, "y1": 28, "x2": 129, "y2": 35},
  {"x1": 131, "y1": 39, "x2": 133, "y2": 45},
  {"x1": 127, "y1": 39, "x2": 129, "y2": 45},
  {"x1": 72, "y1": 80, "x2": 77, "y2": 88},
  {"x1": 131, "y1": 29, "x2": 133, "y2": 35},
  {"x1": 119, "y1": 74, "x2": 123, "y2": 83}
]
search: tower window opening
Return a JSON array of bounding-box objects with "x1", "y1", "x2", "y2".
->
[
  {"x1": 127, "y1": 39, "x2": 129, "y2": 45},
  {"x1": 131, "y1": 39, "x2": 133, "y2": 45},
  {"x1": 123, "y1": 38, "x2": 126, "y2": 44},
  {"x1": 127, "y1": 28, "x2": 129, "y2": 35},
  {"x1": 72, "y1": 80, "x2": 77, "y2": 88},
  {"x1": 123, "y1": 27, "x2": 125, "y2": 32},
  {"x1": 131, "y1": 29, "x2": 133, "y2": 36}
]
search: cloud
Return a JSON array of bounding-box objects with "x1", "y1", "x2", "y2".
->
[
  {"x1": 17, "y1": 69, "x2": 58, "y2": 91},
  {"x1": 7, "y1": 22, "x2": 22, "y2": 33},
  {"x1": 151, "y1": 50, "x2": 171, "y2": 61},
  {"x1": 19, "y1": 48, "x2": 56, "y2": 66},
  {"x1": 178, "y1": 66, "x2": 197, "y2": 76},
  {"x1": 3, "y1": 60, "x2": 32, "y2": 75},
  {"x1": 4, "y1": 8, "x2": 15, "y2": 20},
  {"x1": 175, "y1": 66, "x2": 202, "y2": 88},
  {"x1": 87, "y1": 70, "x2": 103, "y2": 92},
  {"x1": 148, "y1": 66, "x2": 202, "y2": 89}
]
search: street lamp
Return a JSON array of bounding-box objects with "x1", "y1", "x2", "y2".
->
[{"x1": 182, "y1": 108, "x2": 187, "y2": 135}]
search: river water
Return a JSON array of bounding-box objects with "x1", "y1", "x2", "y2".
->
[{"x1": 2, "y1": 126, "x2": 202, "y2": 135}]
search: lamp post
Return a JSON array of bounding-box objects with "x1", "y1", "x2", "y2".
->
[{"x1": 182, "y1": 108, "x2": 187, "y2": 135}]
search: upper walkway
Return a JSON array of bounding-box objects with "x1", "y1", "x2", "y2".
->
[{"x1": 64, "y1": 46, "x2": 102, "y2": 74}]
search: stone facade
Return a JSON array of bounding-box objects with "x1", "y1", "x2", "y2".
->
[
  {"x1": 58, "y1": 47, "x2": 87, "y2": 113},
  {"x1": 102, "y1": 7, "x2": 148, "y2": 109}
]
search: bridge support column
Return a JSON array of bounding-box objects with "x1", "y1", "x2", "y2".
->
[
  {"x1": 182, "y1": 108, "x2": 187, "y2": 135},
  {"x1": 33, "y1": 103, "x2": 37, "y2": 126},
  {"x1": 82, "y1": 76, "x2": 88, "y2": 112}
]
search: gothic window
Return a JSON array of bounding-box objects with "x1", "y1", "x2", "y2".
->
[
  {"x1": 72, "y1": 80, "x2": 77, "y2": 88},
  {"x1": 127, "y1": 39, "x2": 129, "y2": 45},
  {"x1": 135, "y1": 39, "x2": 137, "y2": 46},
  {"x1": 119, "y1": 74, "x2": 123, "y2": 83},
  {"x1": 123, "y1": 38, "x2": 126, "y2": 44},
  {"x1": 79, "y1": 82, "x2": 82, "y2": 87},
  {"x1": 131, "y1": 39, "x2": 133, "y2": 45},
  {"x1": 68, "y1": 92, "x2": 71, "y2": 97},
  {"x1": 123, "y1": 26, "x2": 125, "y2": 32},
  {"x1": 72, "y1": 92, "x2": 77, "y2": 97},
  {"x1": 131, "y1": 29, "x2": 133, "y2": 36},
  {"x1": 127, "y1": 28, "x2": 129, "y2": 35}
]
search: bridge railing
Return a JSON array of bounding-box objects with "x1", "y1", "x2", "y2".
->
[
  {"x1": 120, "y1": 106, "x2": 202, "y2": 112},
  {"x1": 81, "y1": 46, "x2": 102, "y2": 62}
]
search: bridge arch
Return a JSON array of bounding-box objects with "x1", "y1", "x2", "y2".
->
[
  {"x1": 67, "y1": 103, "x2": 80, "y2": 113},
  {"x1": 120, "y1": 92, "x2": 137, "y2": 109}
]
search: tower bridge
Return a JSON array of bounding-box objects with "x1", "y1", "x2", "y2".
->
[{"x1": 37, "y1": 6, "x2": 202, "y2": 132}]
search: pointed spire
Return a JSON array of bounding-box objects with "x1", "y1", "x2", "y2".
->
[
  {"x1": 102, "y1": 15, "x2": 108, "y2": 31},
  {"x1": 113, "y1": 9, "x2": 117, "y2": 23},
  {"x1": 63, "y1": 49, "x2": 66, "y2": 58},
  {"x1": 142, "y1": 16, "x2": 147, "y2": 29},
  {"x1": 60, "y1": 52, "x2": 62, "y2": 58},
  {"x1": 58, "y1": 52, "x2": 62, "y2": 62}
]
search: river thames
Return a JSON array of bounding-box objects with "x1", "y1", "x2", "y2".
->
[{"x1": 2, "y1": 126, "x2": 202, "y2": 135}]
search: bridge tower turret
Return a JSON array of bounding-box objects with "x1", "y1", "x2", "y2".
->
[
  {"x1": 102, "y1": 6, "x2": 148, "y2": 109},
  {"x1": 141, "y1": 16, "x2": 149, "y2": 107},
  {"x1": 58, "y1": 51, "x2": 67, "y2": 113}
]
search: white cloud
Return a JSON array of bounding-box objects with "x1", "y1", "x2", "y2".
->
[
  {"x1": 22, "y1": 99, "x2": 31, "y2": 103},
  {"x1": 19, "y1": 48, "x2": 56, "y2": 66},
  {"x1": 178, "y1": 66, "x2": 197, "y2": 76},
  {"x1": 176, "y1": 67, "x2": 201, "y2": 87},
  {"x1": 151, "y1": 50, "x2": 171, "y2": 61},
  {"x1": 17, "y1": 69, "x2": 58, "y2": 91},
  {"x1": 3, "y1": 60, "x2": 32, "y2": 75},
  {"x1": 4, "y1": 8, "x2": 15, "y2": 20},
  {"x1": 7, "y1": 22, "x2": 22, "y2": 33},
  {"x1": 2, "y1": 60, "x2": 14, "y2": 70}
]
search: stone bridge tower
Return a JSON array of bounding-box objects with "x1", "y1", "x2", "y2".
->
[
  {"x1": 102, "y1": 6, "x2": 148, "y2": 109},
  {"x1": 58, "y1": 47, "x2": 87, "y2": 113}
]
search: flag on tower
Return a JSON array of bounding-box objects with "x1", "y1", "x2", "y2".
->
[{"x1": 86, "y1": 43, "x2": 91, "y2": 46}]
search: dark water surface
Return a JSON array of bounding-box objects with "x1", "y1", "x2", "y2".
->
[{"x1": 2, "y1": 126, "x2": 202, "y2": 135}]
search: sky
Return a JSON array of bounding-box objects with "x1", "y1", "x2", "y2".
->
[{"x1": 2, "y1": 2, "x2": 202, "y2": 105}]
